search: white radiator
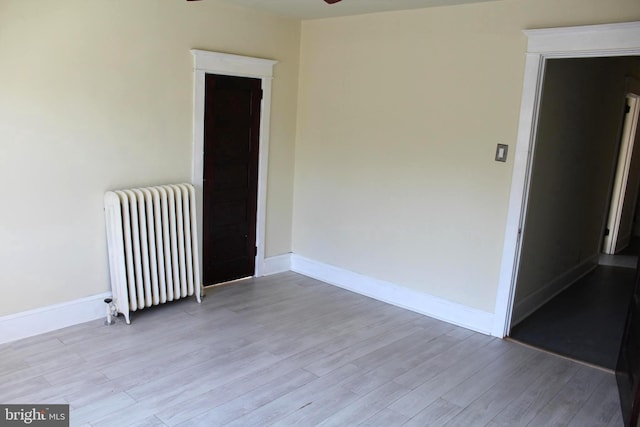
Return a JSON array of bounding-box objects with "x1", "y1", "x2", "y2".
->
[{"x1": 104, "y1": 183, "x2": 201, "y2": 324}]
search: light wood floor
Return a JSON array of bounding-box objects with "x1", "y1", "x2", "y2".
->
[{"x1": 0, "y1": 272, "x2": 623, "y2": 426}]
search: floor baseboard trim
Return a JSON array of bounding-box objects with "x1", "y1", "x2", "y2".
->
[
  {"x1": 290, "y1": 255, "x2": 494, "y2": 335},
  {"x1": 511, "y1": 254, "x2": 598, "y2": 327},
  {"x1": 2, "y1": 253, "x2": 495, "y2": 343},
  {"x1": 0, "y1": 292, "x2": 110, "y2": 345},
  {"x1": 262, "y1": 253, "x2": 292, "y2": 276}
]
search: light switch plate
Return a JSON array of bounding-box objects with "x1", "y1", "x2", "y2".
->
[{"x1": 495, "y1": 144, "x2": 508, "y2": 162}]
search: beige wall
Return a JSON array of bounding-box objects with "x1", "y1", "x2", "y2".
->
[
  {"x1": 3, "y1": 0, "x2": 640, "y2": 324},
  {"x1": 513, "y1": 57, "x2": 637, "y2": 321},
  {"x1": 293, "y1": 0, "x2": 640, "y2": 313},
  {"x1": 0, "y1": 0, "x2": 300, "y2": 316}
]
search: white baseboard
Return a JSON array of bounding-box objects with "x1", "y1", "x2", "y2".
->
[
  {"x1": 262, "y1": 253, "x2": 292, "y2": 276},
  {"x1": 0, "y1": 292, "x2": 110, "y2": 345},
  {"x1": 511, "y1": 254, "x2": 598, "y2": 326},
  {"x1": 1, "y1": 252, "x2": 498, "y2": 344},
  {"x1": 291, "y1": 255, "x2": 495, "y2": 335}
]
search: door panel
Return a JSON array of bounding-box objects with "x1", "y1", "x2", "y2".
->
[
  {"x1": 617, "y1": 257, "x2": 640, "y2": 426},
  {"x1": 202, "y1": 74, "x2": 261, "y2": 285}
]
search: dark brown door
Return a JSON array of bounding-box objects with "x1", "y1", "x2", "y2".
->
[
  {"x1": 202, "y1": 74, "x2": 261, "y2": 285},
  {"x1": 617, "y1": 258, "x2": 640, "y2": 426}
]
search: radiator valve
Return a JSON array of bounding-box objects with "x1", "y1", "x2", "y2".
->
[{"x1": 104, "y1": 298, "x2": 117, "y2": 325}]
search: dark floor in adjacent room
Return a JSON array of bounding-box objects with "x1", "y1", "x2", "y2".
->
[{"x1": 509, "y1": 265, "x2": 636, "y2": 370}]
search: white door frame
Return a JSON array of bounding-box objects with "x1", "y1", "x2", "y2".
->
[
  {"x1": 604, "y1": 93, "x2": 640, "y2": 255},
  {"x1": 492, "y1": 21, "x2": 640, "y2": 338},
  {"x1": 190, "y1": 50, "x2": 278, "y2": 280}
]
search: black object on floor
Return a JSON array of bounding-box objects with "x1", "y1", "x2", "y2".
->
[{"x1": 510, "y1": 265, "x2": 635, "y2": 370}]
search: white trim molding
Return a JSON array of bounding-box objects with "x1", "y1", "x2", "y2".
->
[
  {"x1": 190, "y1": 50, "x2": 278, "y2": 279},
  {"x1": 524, "y1": 22, "x2": 640, "y2": 56},
  {"x1": 4, "y1": 252, "x2": 495, "y2": 343},
  {"x1": 291, "y1": 255, "x2": 494, "y2": 335},
  {"x1": 0, "y1": 292, "x2": 110, "y2": 345},
  {"x1": 493, "y1": 21, "x2": 640, "y2": 337},
  {"x1": 262, "y1": 253, "x2": 292, "y2": 276}
]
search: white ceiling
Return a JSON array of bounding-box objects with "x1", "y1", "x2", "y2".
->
[{"x1": 217, "y1": 0, "x2": 500, "y2": 20}]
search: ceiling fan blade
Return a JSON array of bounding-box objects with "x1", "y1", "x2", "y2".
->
[{"x1": 324, "y1": 0, "x2": 342, "y2": 4}]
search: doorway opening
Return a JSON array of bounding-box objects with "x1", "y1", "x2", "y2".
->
[
  {"x1": 493, "y1": 21, "x2": 640, "y2": 334},
  {"x1": 506, "y1": 56, "x2": 640, "y2": 369},
  {"x1": 491, "y1": 21, "x2": 640, "y2": 427},
  {"x1": 601, "y1": 93, "x2": 640, "y2": 266}
]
